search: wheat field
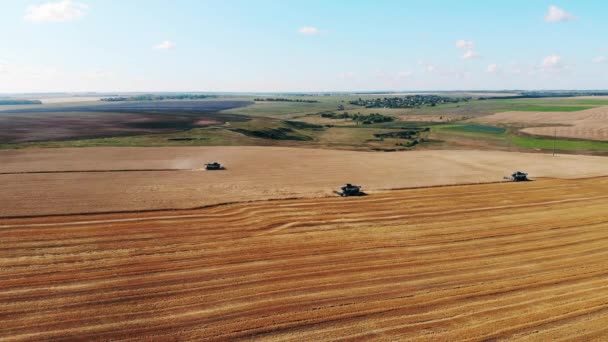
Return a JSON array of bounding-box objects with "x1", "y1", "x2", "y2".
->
[
  {"x1": 475, "y1": 106, "x2": 608, "y2": 141},
  {"x1": 2, "y1": 177, "x2": 608, "y2": 340}
]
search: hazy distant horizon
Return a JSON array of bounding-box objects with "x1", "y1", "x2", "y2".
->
[{"x1": 3, "y1": 89, "x2": 608, "y2": 97}]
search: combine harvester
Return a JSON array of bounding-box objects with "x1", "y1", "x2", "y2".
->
[
  {"x1": 204, "y1": 162, "x2": 225, "y2": 171},
  {"x1": 505, "y1": 171, "x2": 530, "y2": 182},
  {"x1": 335, "y1": 184, "x2": 365, "y2": 197}
]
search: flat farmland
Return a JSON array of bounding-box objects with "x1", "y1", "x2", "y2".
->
[
  {"x1": 2, "y1": 147, "x2": 608, "y2": 217},
  {"x1": 0, "y1": 101, "x2": 252, "y2": 143},
  {"x1": 2, "y1": 177, "x2": 608, "y2": 340},
  {"x1": 474, "y1": 106, "x2": 608, "y2": 141}
]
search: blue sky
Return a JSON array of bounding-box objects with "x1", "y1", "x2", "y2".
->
[{"x1": 1, "y1": 0, "x2": 607, "y2": 92}]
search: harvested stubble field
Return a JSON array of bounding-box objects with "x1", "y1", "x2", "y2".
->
[
  {"x1": 475, "y1": 105, "x2": 608, "y2": 141},
  {"x1": 2, "y1": 147, "x2": 608, "y2": 217},
  {"x1": 2, "y1": 177, "x2": 608, "y2": 340}
]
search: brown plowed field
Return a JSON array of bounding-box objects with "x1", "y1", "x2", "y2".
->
[
  {"x1": 2, "y1": 147, "x2": 608, "y2": 217},
  {"x1": 2, "y1": 177, "x2": 608, "y2": 340},
  {"x1": 474, "y1": 106, "x2": 608, "y2": 141}
]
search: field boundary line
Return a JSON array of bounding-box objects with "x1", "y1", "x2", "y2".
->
[
  {"x1": 0, "y1": 169, "x2": 189, "y2": 175},
  {"x1": 2, "y1": 194, "x2": 608, "y2": 229},
  {"x1": 1, "y1": 176, "x2": 607, "y2": 221}
]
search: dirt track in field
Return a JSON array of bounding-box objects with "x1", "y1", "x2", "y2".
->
[
  {"x1": 474, "y1": 106, "x2": 608, "y2": 141},
  {"x1": 2, "y1": 147, "x2": 608, "y2": 217},
  {"x1": 2, "y1": 177, "x2": 608, "y2": 340}
]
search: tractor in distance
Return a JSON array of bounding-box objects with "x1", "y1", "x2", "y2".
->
[
  {"x1": 205, "y1": 162, "x2": 225, "y2": 171},
  {"x1": 505, "y1": 171, "x2": 529, "y2": 182},
  {"x1": 336, "y1": 183, "x2": 364, "y2": 197}
]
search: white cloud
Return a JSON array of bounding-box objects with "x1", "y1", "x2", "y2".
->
[
  {"x1": 373, "y1": 70, "x2": 388, "y2": 79},
  {"x1": 396, "y1": 71, "x2": 412, "y2": 79},
  {"x1": 541, "y1": 54, "x2": 562, "y2": 68},
  {"x1": 0, "y1": 60, "x2": 125, "y2": 92},
  {"x1": 504, "y1": 62, "x2": 526, "y2": 75},
  {"x1": 418, "y1": 60, "x2": 437, "y2": 73},
  {"x1": 462, "y1": 50, "x2": 480, "y2": 59},
  {"x1": 592, "y1": 56, "x2": 607, "y2": 63},
  {"x1": 24, "y1": 0, "x2": 88, "y2": 23},
  {"x1": 486, "y1": 64, "x2": 498, "y2": 73},
  {"x1": 537, "y1": 54, "x2": 572, "y2": 74},
  {"x1": 0, "y1": 60, "x2": 62, "y2": 82},
  {"x1": 455, "y1": 40, "x2": 475, "y2": 50},
  {"x1": 154, "y1": 40, "x2": 175, "y2": 50},
  {"x1": 298, "y1": 26, "x2": 320, "y2": 35},
  {"x1": 82, "y1": 69, "x2": 114, "y2": 80},
  {"x1": 339, "y1": 71, "x2": 356, "y2": 79},
  {"x1": 456, "y1": 39, "x2": 479, "y2": 60},
  {"x1": 544, "y1": 5, "x2": 576, "y2": 22},
  {"x1": 423, "y1": 64, "x2": 436, "y2": 73}
]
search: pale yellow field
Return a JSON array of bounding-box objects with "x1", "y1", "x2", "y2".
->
[
  {"x1": 573, "y1": 96, "x2": 608, "y2": 100},
  {"x1": 2, "y1": 147, "x2": 608, "y2": 217},
  {"x1": 474, "y1": 106, "x2": 608, "y2": 141},
  {"x1": 2, "y1": 177, "x2": 608, "y2": 340}
]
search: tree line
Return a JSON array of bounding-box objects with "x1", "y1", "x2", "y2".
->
[
  {"x1": 254, "y1": 98, "x2": 319, "y2": 103},
  {"x1": 320, "y1": 111, "x2": 395, "y2": 124},
  {"x1": 101, "y1": 94, "x2": 215, "y2": 101}
]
